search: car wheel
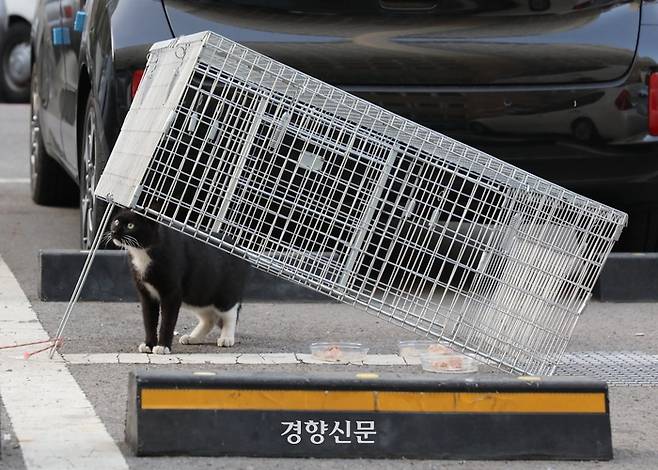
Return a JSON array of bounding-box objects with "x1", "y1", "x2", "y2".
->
[
  {"x1": 79, "y1": 95, "x2": 111, "y2": 249},
  {"x1": 29, "y1": 64, "x2": 78, "y2": 206},
  {"x1": 1, "y1": 22, "x2": 31, "y2": 102}
]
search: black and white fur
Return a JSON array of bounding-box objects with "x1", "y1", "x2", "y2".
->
[{"x1": 108, "y1": 210, "x2": 250, "y2": 355}]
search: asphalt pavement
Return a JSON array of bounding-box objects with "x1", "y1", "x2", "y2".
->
[{"x1": 1, "y1": 103, "x2": 658, "y2": 469}]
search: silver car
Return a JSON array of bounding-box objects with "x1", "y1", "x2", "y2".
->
[
  {"x1": 1, "y1": 0, "x2": 33, "y2": 102},
  {"x1": 0, "y1": 2, "x2": 7, "y2": 75}
]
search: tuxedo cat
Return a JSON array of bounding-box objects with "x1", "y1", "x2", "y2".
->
[{"x1": 108, "y1": 209, "x2": 250, "y2": 354}]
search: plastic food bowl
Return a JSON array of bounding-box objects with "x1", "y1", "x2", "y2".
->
[
  {"x1": 310, "y1": 342, "x2": 369, "y2": 363},
  {"x1": 398, "y1": 340, "x2": 453, "y2": 359},
  {"x1": 420, "y1": 352, "x2": 478, "y2": 373}
]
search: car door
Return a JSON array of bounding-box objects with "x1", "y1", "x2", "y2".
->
[
  {"x1": 34, "y1": 0, "x2": 69, "y2": 169},
  {"x1": 59, "y1": 0, "x2": 84, "y2": 174}
]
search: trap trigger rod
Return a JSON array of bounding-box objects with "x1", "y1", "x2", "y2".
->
[{"x1": 49, "y1": 201, "x2": 116, "y2": 359}]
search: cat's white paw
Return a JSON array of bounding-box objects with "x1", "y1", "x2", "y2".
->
[
  {"x1": 179, "y1": 334, "x2": 202, "y2": 345},
  {"x1": 152, "y1": 346, "x2": 171, "y2": 355},
  {"x1": 217, "y1": 336, "x2": 235, "y2": 347},
  {"x1": 138, "y1": 343, "x2": 152, "y2": 353}
]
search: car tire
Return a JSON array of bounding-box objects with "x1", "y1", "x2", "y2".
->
[
  {"x1": 1, "y1": 22, "x2": 31, "y2": 102},
  {"x1": 79, "y1": 94, "x2": 111, "y2": 249},
  {"x1": 29, "y1": 64, "x2": 78, "y2": 206}
]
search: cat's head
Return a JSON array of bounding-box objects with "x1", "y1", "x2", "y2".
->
[{"x1": 108, "y1": 210, "x2": 158, "y2": 249}]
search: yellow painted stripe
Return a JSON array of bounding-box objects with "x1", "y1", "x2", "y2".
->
[
  {"x1": 141, "y1": 389, "x2": 606, "y2": 414},
  {"x1": 376, "y1": 391, "x2": 606, "y2": 414},
  {"x1": 142, "y1": 389, "x2": 375, "y2": 411}
]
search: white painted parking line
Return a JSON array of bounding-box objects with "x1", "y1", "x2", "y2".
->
[
  {"x1": 0, "y1": 256, "x2": 128, "y2": 470},
  {"x1": 61, "y1": 352, "x2": 420, "y2": 366},
  {"x1": 0, "y1": 178, "x2": 30, "y2": 184}
]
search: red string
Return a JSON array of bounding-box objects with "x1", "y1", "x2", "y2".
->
[{"x1": 0, "y1": 338, "x2": 63, "y2": 359}]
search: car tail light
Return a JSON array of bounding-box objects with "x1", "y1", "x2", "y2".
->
[
  {"x1": 650, "y1": 73, "x2": 658, "y2": 136},
  {"x1": 131, "y1": 69, "x2": 144, "y2": 98},
  {"x1": 614, "y1": 90, "x2": 632, "y2": 111}
]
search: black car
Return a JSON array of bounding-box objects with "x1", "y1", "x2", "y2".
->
[{"x1": 30, "y1": 0, "x2": 658, "y2": 250}]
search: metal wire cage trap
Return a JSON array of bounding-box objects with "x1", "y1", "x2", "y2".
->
[{"x1": 91, "y1": 31, "x2": 627, "y2": 376}]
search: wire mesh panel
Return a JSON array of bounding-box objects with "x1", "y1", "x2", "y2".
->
[{"x1": 95, "y1": 31, "x2": 627, "y2": 376}]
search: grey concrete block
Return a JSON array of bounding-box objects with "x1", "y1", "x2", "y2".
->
[{"x1": 594, "y1": 253, "x2": 658, "y2": 302}]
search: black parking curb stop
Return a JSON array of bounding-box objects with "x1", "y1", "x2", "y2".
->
[
  {"x1": 39, "y1": 249, "x2": 331, "y2": 302},
  {"x1": 126, "y1": 371, "x2": 612, "y2": 460},
  {"x1": 594, "y1": 253, "x2": 658, "y2": 302},
  {"x1": 40, "y1": 249, "x2": 653, "y2": 303}
]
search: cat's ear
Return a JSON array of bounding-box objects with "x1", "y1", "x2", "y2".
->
[{"x1": 109, "y1": 206, "x2": 121, "y2": 222}]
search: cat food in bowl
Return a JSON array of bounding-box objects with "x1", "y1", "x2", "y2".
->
[
  {"x1": 398, "y1": 340, "x2": 453, "y2": 359},
  {"x1": 310, "y1": 342, "x2": 369, "y2": 363},
  {"x1": 420, "y1": 352, "x2": 478, "y2": 373}
]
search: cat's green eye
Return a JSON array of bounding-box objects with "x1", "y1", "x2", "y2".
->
[{"x1": 127, "y1": 223, "x2": 135, "y2": 230}]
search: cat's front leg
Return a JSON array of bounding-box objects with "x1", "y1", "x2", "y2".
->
[
  {"x1": 154, "y1": 292, "x2": 182, "y2": 354},
  {"x1": 137, "y1": 288, "x2": 159, "y2": 353}
]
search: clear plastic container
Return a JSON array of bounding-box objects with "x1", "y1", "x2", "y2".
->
[
  {"x1": 310, "y1": 342, "x2": 369, "y2": 363},
  {"x1": 398, "y1": 340, "x2": 453, "y2": 359},
  {"x1": 420, "y1": 352, "x2": 478, "y2": 373}
]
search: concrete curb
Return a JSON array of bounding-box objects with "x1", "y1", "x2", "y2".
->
[
  {"x1": 39, "y1": 250, "x2": 655, "y2": 303},
  {"x1": 126, "y1": 370, "x2": 613, "y2": 460},
  {"x1": 62, "y1": 352, "x2": 420, "y2": 366},
  {"x1": 39, "y1": 249, "x2": 332, "y2": 302}
]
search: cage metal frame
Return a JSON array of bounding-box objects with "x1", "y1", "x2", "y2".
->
[{"x1": 93, "y1": 31, "x2": 627, "y2": 375}]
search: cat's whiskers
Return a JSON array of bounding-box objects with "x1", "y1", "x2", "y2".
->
[
  {"x1": 101, "y1": 231, "x2": 113, "y2": 247},
  {"x1": 110, "y1": 236, "x2": 130, "y2": 249},
  {"x1": 123, "y1": 235, "x2": 141, "y2": 248}
]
